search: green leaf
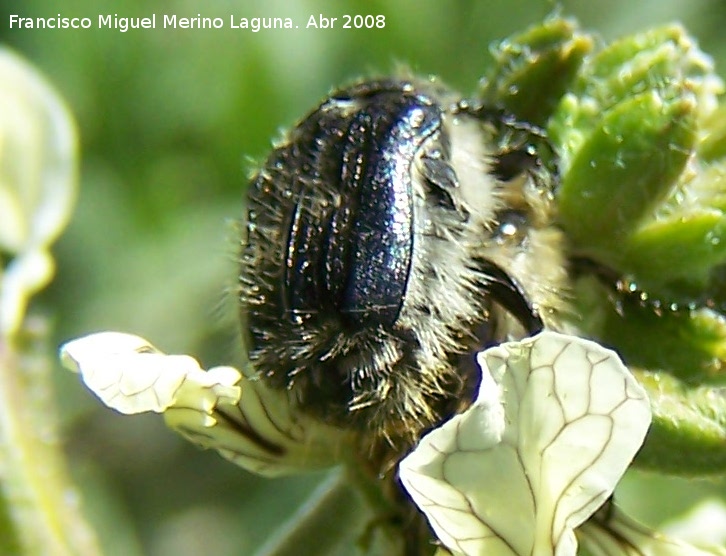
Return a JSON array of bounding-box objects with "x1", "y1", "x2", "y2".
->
[
  {"x1": 556, "y1": 90, "x2": 697, "y2": 254},
  {"x1": 633, "y1": 370, "x2": 726, "y2": 475},
  {"x1": 609, "y1": 307, "x2": 726, "y2": 384},
  {"x1": 700, "y1": 104, "x2": 726, "y2": 162},
  {"x1": 622, "y1": 211, "x2": 726, "y2": 291},
  {"x1": 572, "y1": 280, "x2": 726, "y2": 475},
  {"x1": 571, "y1": 278, "x2": 726, "y2": 385}
]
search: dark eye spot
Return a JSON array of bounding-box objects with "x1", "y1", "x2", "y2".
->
[{"x1": 494, "y1": 209, "x2": 529, "y2": 243}]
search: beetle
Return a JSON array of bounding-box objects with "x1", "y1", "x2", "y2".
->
[{"x1": 239, "y1": 77, "x2": 569, "y2": 450}]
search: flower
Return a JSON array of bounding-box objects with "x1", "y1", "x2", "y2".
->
[
  {"x1": 59, "y1": 331, "x2": 351, "y2": 477},
  {"x1": 0, "y1": 48, "x2": 78, "y2": 337},
  {"x1": 398, "y1": 331, "x2": 726, "y2": 555}
]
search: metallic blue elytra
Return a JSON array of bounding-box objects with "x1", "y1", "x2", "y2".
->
[
  {"x1": 240, "y1": 79, "x2": 450, "y2": 406},
  {"x1": 249, "y1": 80, "x2": 441, "y2": 332},
  {"x1": 340, "y1": 93, "x2": 440, "y2": 327}
]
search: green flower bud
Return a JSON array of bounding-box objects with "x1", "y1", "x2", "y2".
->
[{"x1": 480, "y1": 16, "x2": 592, "y2": 126}]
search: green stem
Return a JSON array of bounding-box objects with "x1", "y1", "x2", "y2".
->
[
  {"x1": 0, "y1": 321, "x2": 102, "y2": 556},
  {"x1": 253, "y1": 460, "x2": 406, "y2": 556},
  {"x1": 252, "y1": 469, "x2": 359, "y2": 556}
]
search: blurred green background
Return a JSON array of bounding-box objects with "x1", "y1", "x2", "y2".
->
[{"x1": 3, "y1": 0, "x2": 726, "y2": 554}]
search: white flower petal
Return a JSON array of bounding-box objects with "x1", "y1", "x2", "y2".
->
[
  {"x1": 59, "y1": 332, "x2": 241, "y2": 414},
  {"x1": 0, "y1": 48, "x2": 78, "y2": 335},
  {"x1": 60, "y1": 331, "x2": 351, "y2": 477},
  {"x1": 579, "y1": 505, "x2": 726, "y2": 555},
  {"x1": 399, "y1": 331, "x2": 652, "y2": 556},
  {"x1": 0, "y1": 48, "x2": 78, "y2": 253}
]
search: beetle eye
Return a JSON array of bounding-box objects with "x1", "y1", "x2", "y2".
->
[{"x1": 494, "y1": 209, "x2": 529, "y2": 243}]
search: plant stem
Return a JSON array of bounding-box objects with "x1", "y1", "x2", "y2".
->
[{"x1": 0, "y1": 319, "x2": 102, "y2": 556}]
